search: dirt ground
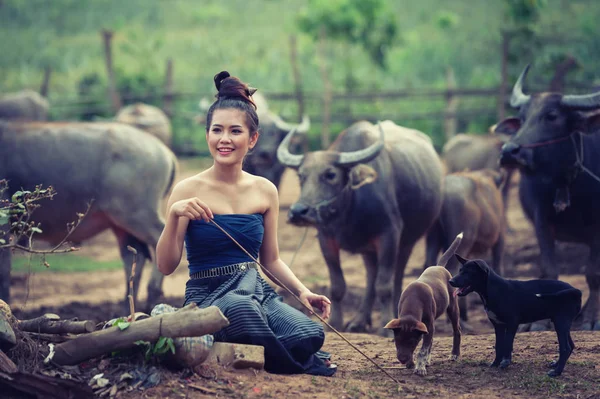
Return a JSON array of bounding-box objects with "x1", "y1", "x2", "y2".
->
[{"x1": 8, "y1": 160, "x2": 600, "y2": 398}]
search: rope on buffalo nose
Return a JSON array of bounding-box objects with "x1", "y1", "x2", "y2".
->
[{"x1": 209, "y1": 219, "x2": 402, "y2": 385}]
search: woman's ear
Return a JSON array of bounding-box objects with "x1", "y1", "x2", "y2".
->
[{"x1": 249, "y1": 131, "x2": 260, "y2": 149}]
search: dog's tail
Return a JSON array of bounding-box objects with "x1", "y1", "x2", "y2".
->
[
  {"x1": 438, "y1": 232, "x2": 463, "y2": 269},
  {"x1": 535, "y1": 288, "x2": 582, "y2": 300}
]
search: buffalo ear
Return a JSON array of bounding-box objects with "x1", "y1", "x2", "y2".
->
[
  {"x1": 494, "y1": 117, "x2": 521, "y2": 136},
  {"x1": 455, "y1": 254, "x2": 469, "y2": 265},
  {"x1": 414, "y1": 322, "x2": 428, "y2": 334},
  {"x1": 350, "y1": 164, "x2": 378, "y2": 190},
  {"x1": 384, "y1": 318, "x2": 401, "y2": 329}
]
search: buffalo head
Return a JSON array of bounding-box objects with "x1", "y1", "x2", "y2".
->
[
  {"x1": 496, "y1": 65, "x2": 600, "y2": 173},
  {"x1": 277, "y1": 123, "x2": 384, "y2": 226},
  {"x1": 244, "y1": 113, "x2": 309, "y2": 187}
]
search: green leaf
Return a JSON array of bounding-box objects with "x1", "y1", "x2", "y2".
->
[
  {"x1": 116, "y1": 321, "x2": 131, "y2": 330},
  {"x1": 167, "y1": 338, "x2": 176, "y2": 355},
  {"x1": 11, "y1": 191, "x2": 23, "y2": 202},
  {"x1": 155, "y1": 336, "x2": 167, "y2": 350},
  {"x1": 0, "y1": 214, "x2": 8, "y2": 225},
  {"x1": 134, "y1": 340, "x2": 150, "y2": 346},
  {"x1": 31, "y1": 227, "x2": 43, "y2": 234},
  {"x1": 0, "y1": 238, "x2": 5, "y2": 245}
]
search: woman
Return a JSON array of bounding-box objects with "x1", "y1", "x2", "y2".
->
[{"x1": 156, "y1": 71, "x2": 335, "y2": 376}]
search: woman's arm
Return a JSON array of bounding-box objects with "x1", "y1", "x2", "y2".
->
[
  {"x1": 258, "y1": 180, "x2": 331, "y2": 318},
  {"x1": 156, "y1": 180, "x2": 214, "y2": 275}
]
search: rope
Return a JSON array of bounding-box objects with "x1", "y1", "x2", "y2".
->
[
  {"x1": 288, "y1": 226, "x2": 308, "y2": 269},
  {"x1": 571, "y1": 132, "x2": 600, "y2": 184},
  {"x1": 209, "y1": 219, "x2": 402, "y2": 385}
]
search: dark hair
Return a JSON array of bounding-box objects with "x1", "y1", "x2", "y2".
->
[{"x1": 205, "y1": 71, "x2": 259, "y2": 135}]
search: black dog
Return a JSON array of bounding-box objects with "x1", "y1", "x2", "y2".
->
[{"x1": 448, "y1": 254, "x2": 582, "y2": 377}]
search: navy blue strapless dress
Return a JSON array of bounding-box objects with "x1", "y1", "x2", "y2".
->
[{"x1": 183, "y1": 214, "x2": 335, "y2": 376}]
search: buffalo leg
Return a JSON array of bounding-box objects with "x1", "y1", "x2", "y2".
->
[
  {"x1": 108, "y1": 211, "x2": 165, "y2": 310},
  {"x1": 581, "y1": 236, "x2": 600, "y2": 330},
  {"x1": 533, "y1": 207, "x2": 557, "y2": 280},
  {"x1": 491, "y1": 231, "x2": 505, "y2": 276},
  {"x1": 373, "y1": 230, "x2": 401, "y2": 337},
  {"x1": 317, "y1": 234, "x2": 344, "y2": 330},
  {"x1": 113, "y1": 227, "x2": 150, "y2": 313},
  {"x1": 346, "y1": 251, "x2": 378, "y2": 332},
  {"x1": 423, "y1": 223, "x2": 442, "y2": 270}
]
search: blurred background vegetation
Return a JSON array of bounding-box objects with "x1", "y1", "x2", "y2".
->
[{"x1": 1, "y1": 0, "x2": 599, "y2": 153}]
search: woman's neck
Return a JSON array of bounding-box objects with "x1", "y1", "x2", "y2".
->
[{"x1": 209, "y1": 162, "x2": 244, "y2": 184}]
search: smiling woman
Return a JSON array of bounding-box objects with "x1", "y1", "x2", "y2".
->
[{"x1": 155, "y1": 71, "x2": 336, "y2": 376}]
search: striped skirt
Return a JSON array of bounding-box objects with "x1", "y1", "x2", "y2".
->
[{"x1": 184, "y1": 265, "x2": 335, "y2": 376}]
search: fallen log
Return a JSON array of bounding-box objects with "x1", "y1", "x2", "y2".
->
[
  {"x1": 0, "y1": 350, "x2": 17, "y2": 373},
  {"x1": 52, "y1": 304, "x2": 228, "y2": 365},
  {"x1": 18, "y1": 314, "x2": 95, "y2": 335},
  {"x1": 0, "y1": 370, "x2": 94, "y2": 399}
]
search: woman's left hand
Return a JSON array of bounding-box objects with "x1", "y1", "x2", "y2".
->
[{"x1": 299, "y1": 291, "x2": 331, "y2": 320}]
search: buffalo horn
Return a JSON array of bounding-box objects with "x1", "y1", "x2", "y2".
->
[
  {"x1": 276, "y1": 127, "x2": 304, "y2": 168},
  {"x1": 335, "y1": 122, "x2": 385, "y2": 167},
  {"x1": 561, "y1": 90, "x2": 600, "y2": 109},
  {"x1": 272, "y1": 114, "x2": 310, "y2": 134},
  {"x1": 510, "y1": 64, "x2": 531, "y2": 108}
]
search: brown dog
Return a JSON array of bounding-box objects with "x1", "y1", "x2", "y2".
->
[{"x1": 384, "y1": 233, "x2": 463, "y2": 376}]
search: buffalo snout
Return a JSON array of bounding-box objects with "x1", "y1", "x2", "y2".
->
[{"x1": 288, "y1": 202, "x2": 313, "y2": 225}]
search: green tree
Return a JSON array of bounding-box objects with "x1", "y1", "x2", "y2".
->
[{"x1": 297, "y1": 0, "x2": 398, "y2": 69}]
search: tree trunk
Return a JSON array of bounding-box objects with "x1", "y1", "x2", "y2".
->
[
  {"x1": 18, "y1": 314, "x2": 95, "y2": 334},
  {"x1": 444, "y1": 67, "x2": 458, "y2": 140},
  {"x1": 163, "y1": 58, "x2": 174, "y2": 117},
  {"x1": 317, "y1": 26, "x2": 332, "y2": 149},
  {"x1": 497, "y1": 31, "x2": 509, "y2": 122},
  {"x1": 40, "y1": 66, "x2": 52, "y2": 98},
  {"x1": 101, "y1": 29, "x2": 122, "y2": 113},
  {"x1": 52, "y1": 304, "x2": 228, "y2": 365}
]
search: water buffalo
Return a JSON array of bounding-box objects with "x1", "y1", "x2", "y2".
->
[
  {"x1": 278, "y1": 120, "x2": 443, "y2": 335},
  {"x1": 425, "y1": 169, "x2": 506, "y2": 324},
  {"x1": 442, "y1": 132, "x2": 515, "y2": 221},
  {"x1": 0, "y1": 90, "x2": 49, "y2": 121},
  {"x1": 0, "y1": 121, "x2": 177, "y2": 310},
  {"x1": 496, "y1": 65, "x2": 600, "y2": 330},
  {"x1": 198, "y1": 92, "x2": 308, "y2": 188},
  {"x1": 115, "y1": 103, "x2": 172, "y2": 147}
]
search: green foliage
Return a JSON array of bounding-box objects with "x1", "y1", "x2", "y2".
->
[
  {"x1": 11, "y1": 253, "x2": 123, "y2": 273},
  {"x1": 297, "y1": 0, "x2": 398, "y2": 69},
  {"x1": 134, "y1": 337, "x2": 176, "y2": 362}
]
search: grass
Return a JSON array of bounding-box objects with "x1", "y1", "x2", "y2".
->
[{"x1": 11, "y1": 253, "x2": 122, "y2": 273}]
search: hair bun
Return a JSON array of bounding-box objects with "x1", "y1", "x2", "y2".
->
[{"x1": 214, "y1": 71, "x2": 231, "y2": 91}]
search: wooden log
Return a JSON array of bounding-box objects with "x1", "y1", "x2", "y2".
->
[
  {"x1": 27, "y1": 332, "x2": 79, "y2": 343},
  {"x1": 0, "y1": 370, "x2": 94, "y2": 398},
  {"x1": 18, "y1": 314, "x2": 95, "y2": 334},
  {"x1": 0, "y1": 350, "x2": 17, "y2": 374},
  {"x1": 52, "y1": 304, "x2": 228, "y2": 365}
]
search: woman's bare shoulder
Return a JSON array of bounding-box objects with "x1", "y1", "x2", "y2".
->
[{"x1": 170, "y1": 172, "x2": 211, "y2": 199}]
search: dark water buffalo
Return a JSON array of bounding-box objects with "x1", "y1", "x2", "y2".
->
[
  {"x1": 0, "y1": 121, "x2": 177, "y2": 309},
  {"x1": 0, "y1": 90, "x2": 49, "y2": 121},
  {"x1": 442, "y1": 132, "x2": 515, "y2": 219},
  {"x1": 497, "y1": 65, "x2": 600, "y2": 330},
  {"x1": 198, "y1": 92, "x2": 308, "y2": 188},
  {"x1": 278, "y1": 120, "x2": 443, "y2": 335}
]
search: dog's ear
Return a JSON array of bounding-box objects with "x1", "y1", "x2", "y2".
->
[
  {"x1": 455, "y1": 254, "x2": 468, "y2": 265},
  {"x1": 383, "y1": 319, "x2": 401, "y2": 329},
  {"x1": 476, "y1": 260, "x2": 491, "y2": 275},
  {"x1": 414, "y1": 322, "x2": 428, "y2": 334}
]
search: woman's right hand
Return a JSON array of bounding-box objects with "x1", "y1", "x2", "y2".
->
[{"x1": 169, "y1": 197, "x2": 214, "y2": 222}]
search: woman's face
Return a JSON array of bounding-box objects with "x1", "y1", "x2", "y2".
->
[{"x1": 207, "y1": 108, "x2": 259, "y2": 165}]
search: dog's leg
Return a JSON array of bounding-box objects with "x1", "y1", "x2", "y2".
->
[
  {"x1": 548, "y1": 321, "x2": 573, "y2": 377},
  {"x1": 490, "y1": 322, "x2": 506, "y2": 367},
  {"x1": 415, "y1": 325, "x2": 434, "y2": 376},
  {"x1": 499, "y1": 324, "x2": 518, "y2": 369},
  {"x1": 447, "y1": 297, "x2": 461, "y2": 361}
]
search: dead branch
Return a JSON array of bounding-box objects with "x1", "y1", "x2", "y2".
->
[{"x1": 18, "y1": 314, "x2": 95, "y2": 335}]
